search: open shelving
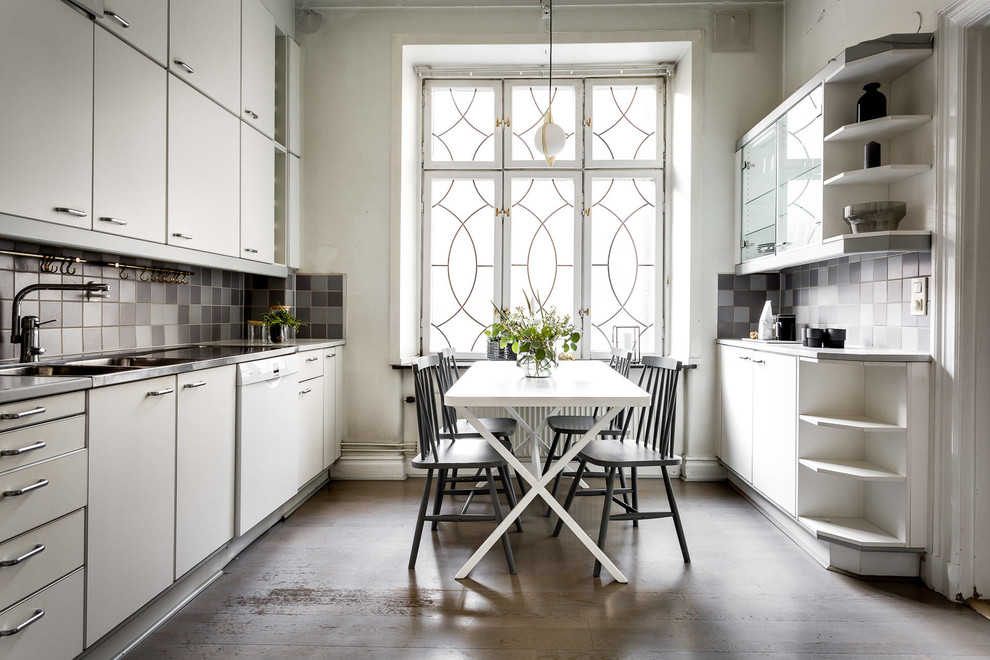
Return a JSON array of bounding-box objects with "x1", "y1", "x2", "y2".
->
[
  {"x1": 799, "y1": 515, "x2": 907, "y2": 548},
  {"x1": 824, "y1": 115, "x2": 931, "y2": 142},
  {"x1": 797, "y1": 458, "x2": 904, "y2": 481},
  {"x1": 823, "y1": 164, "x2": 931, "y2": 187},
  {"x1": 798, "y1": 414, "x2": 905, "y2": 433}
]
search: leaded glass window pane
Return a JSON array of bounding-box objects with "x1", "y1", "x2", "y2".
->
[
  {"x1": 588, "y1": 175, "x2": 658, "y2": 355},
  {"x1": 428, "y1": 177, "x2": 497, "y2": 352},
  {"x1": 429, "y1": 85, "x2": 496, "y2": 163},
  {"x1": 590, "y1": 82, "x2": 659, "y2": 163},
  {"x1": 508, "y1": 83, "x2": 578, "y2": 164},
  {"x1": 508, "y1": 175, "x2": 577, "y2": 319}
]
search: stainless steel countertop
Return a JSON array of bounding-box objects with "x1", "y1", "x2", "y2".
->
[
  {"x1": 716, "y1": 338, "x2": 931, "y2": 362},
  {"x1": 0, "y1": 339, "x2": 345, "y2": 404}
]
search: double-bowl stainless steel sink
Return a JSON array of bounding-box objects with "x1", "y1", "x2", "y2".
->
[{"x1": 0, "y1": 356, "x2": 197, "y2": 378}]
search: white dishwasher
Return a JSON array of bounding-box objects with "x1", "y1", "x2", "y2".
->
[{"x1": 236, "y1": 354, "x2": 300, "y2": 536}]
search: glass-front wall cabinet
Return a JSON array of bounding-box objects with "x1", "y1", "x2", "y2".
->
[{"x1": 739, "y1": 85, "x2": 823, "y2": 263}]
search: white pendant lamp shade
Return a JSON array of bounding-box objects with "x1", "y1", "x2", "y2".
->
[{"x1": 534, "y1": 113, "x2": 565, "y2": 166}]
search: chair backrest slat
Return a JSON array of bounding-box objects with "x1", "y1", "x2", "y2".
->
[
  {"x1": 631, "y1": 355, "x2": 682, "y2": 457},
  {"x1": 436, "y1": 348, "x2": 460, "y2": 436},
  {"x1": 412, "y1": 354, "x2": 444, "y2": 462}
]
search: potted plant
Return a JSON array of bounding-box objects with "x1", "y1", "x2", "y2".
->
[
  {"x1": 262, "y1": 305, "x2": 302, "y2": 343},
  {"x1": 485, "y1": 291, "x2": 580, "y2": 378}
]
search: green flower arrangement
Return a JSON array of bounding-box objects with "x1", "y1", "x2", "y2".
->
[{"x1": 486, "y1": 292, "x2": 580, "y2": 376}]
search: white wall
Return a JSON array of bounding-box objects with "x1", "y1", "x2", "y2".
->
[
  {"x1": 783, "y1": 0, "x2": 951, "y2": 95},
  {"x1": 298, "y1": 4, "x2": 782, "y2": 465}
]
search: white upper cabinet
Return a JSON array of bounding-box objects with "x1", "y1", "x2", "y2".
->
[
  {"x1": 287, "y1": 154, "x2": 301, "y2": 268},
  {"x1": 169, "y1": 0, "x2": 241, "y2": 115},
  {"x1": 242, "y1": 0, "x2": 276, "y2": 138},
  {"x1": 0, "y1": 0, "x2": 93, "y2": 227},
  {"x1": 287, "y1": 38, "x2": 302, "y2": 155},
  {"x1": 100, "y1": 0, "x2": 168, "y2": 66},
  {"x1": 240, "y1": 123, "x2": 275, "y2": 262},
  {"x1": 168, "y1": 76, "x2": 240, "y2": 257},
  {"x1": 94, "y1": 29, "x2": 167, "y2": 243}
]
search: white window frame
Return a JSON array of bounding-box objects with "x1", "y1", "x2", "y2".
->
[
  {"x1": 503, "y1": 79, "x2": 584, "y2": 170},
  {"x1": 422, "y1": 77, "x2": 665, "y2": 359}
]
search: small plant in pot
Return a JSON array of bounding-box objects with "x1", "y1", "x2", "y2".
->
[
  {"x1": 485, "y1": 291, "x2": 580, "y2": 378},
  {"x1": 262, "y1": 305, "x2": 303, "y2": 343}
]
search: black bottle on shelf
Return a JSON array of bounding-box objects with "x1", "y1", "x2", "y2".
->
[{"x1": 857, "y1": 82, "x2": 887, "y2": 122}]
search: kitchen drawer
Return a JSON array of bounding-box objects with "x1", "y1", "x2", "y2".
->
[
  {"x1": 0, "y1": 415, "x2": 85, "y2": 475},
  {"x1": 0, "y1": 393, "x2": 85, "y2": 433},
  {"x1": 0, "y1": 450, "x2": 87, "y2": 543},
  {"x1": 0, "y1": 568, "x2": 84, "y2": 660},
  {"x1": 0, "y1": 510, "x2": 83, "y2": 612},
  {"x1": 298, "y1": 350, "x2": 324, "y2": 381}
]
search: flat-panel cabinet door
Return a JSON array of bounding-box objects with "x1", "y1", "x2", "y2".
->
[
  {"x1": 93, "y1": 29, "x2": 167, "y2": 243},
  {"x1": 87, "y1": 376, "x2": 176, "y2": 646},
  {"x1": 175, "y1": 366, "x2": 236, "y2": 579},
  {"x1": 323, "y1": 350, "x2": 339, "y2": 468},
  {"x1": 298, "y1": 377, "x2": 324, "y2": 487},
  {"x1": 101, "y1": 0, "x2": 168, "y2": 66},
  {"x1": 241, "y1": 0, "x2": 275, "y2": 138},
  {"x1": 169, "y1": 0, "x2": 240, "y2": 114},
  {"x1": 752, "y1": 352, "x2": 798, "y2": 514},
  {"x1": 0, "y1": 0, "x2": 93, "y2": 227},
  {"x1": 719, "y1": 345, "x2": 753, "y2": 482},
  {"x1": 240, "y1": 124, "x2": 275, "y2": 262},
  {"x1": 168, "y1": 76, "x2": 240, "y2": 257},
  {"x1": 287, "y1": 38, "x2": 302, "y2": 155}
]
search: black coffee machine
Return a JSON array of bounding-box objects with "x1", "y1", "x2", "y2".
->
[{"x1": 775, "y1": 314, "x2": 797, "y2": 341}]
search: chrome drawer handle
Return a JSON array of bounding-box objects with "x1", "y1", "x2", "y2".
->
[
  {"x1": 737, "y1": 356, "x2": 750, "y2": 361},
  {"x1": 244, "y1": 248, "x2": 259, "y2": 254},
  {"x1": 306, "y1": 357, "x2": 319, "y2": 362},
  {"x1": 3, "y1": 479, "x2": 49, "y2": 498},
  {"x1": 99, "y1": 216, "x2": 128, "y2": 226},
  {"x1": 147, "y1": 388, "x2": 174, "y2": 397},
  {"x1": 1, "y1": 407, "x2": 46, "y2": 420},
  {"x1": 326, "y1": 352, "x2": 335, "y2": 358},
  {"x1": 183, "y1": 381, "x2": 207, "y2": 389},
  {"x1": 0, "y1": 544, "x2": 46, "y2": 568},
  {"x1": 751, "y1": 359, "x2": 765, "y2": 364},
  {"x1": 299, "y1": 388, "x2": 312, "y2": 395},
  {"x1": 172, "y1": 232, "x2": 193, "y2": 240},
  {"x1": 1, "y1": 441, "x2": 46, "y2": 457},
  {"x1": 54, "y1": 207, "x2": 87, "y2": 217},
  {"x1": 174, "y1": 60, "x2": 194, "y2": 74},
  {"x1": 104, "y1": 10, "x2": 130, "y2": 27},
  {"x1": 0, "y1": 609, "x2": 44, "y2": 637},
  {"x1": 245, "y1": 109, "x2": 259, "y2": 119}
]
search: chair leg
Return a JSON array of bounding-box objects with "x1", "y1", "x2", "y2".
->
[
  {"x1": 485, "y1": 468, "x2": 516, "y2": 574},
  {"x1": 553, "y1": 459, "x2": 587, "y2": 537},
  {"x1": 546, "y1": 433, "x2": 572, "y2": 517},
  {"x1": 618, "y1": 468, "x2": 631, "y2": 516},
  {"x1": 430, "y1": 468, "x2": 447, "y2": 531},
  {"x1": 629, "y1": 468, "x2": 639, "y2": 527},
  {"x1": 662, "y1": 465, "x2": 691, "y2": 563},
  {"x1": 408, "y1": 469, "x2": 434, "y2": 570},
  {"x1": 593, "y1": 467, "x2": 618, "y2": 578},
  {"x1": 542, "y1": 432, "x2": 562, "y2": 476},
  {"x1": 500, "y1": 434, "x2": 527, "y2": 497},
  {"x1": 497, "y1": 466, "x2": 523, "y2": 533}
]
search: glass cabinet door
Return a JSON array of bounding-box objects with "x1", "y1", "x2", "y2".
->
[
  {"x1": 740, "y1": 124, "x2": 777, "y2": 262},
  {"x1": 776, "y1": 85, "x2": 823, "y2": 254}
]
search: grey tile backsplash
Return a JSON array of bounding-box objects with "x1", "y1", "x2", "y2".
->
[
  {"x1": 0, "y1": 239, "x2": 345, "y2": 361},
  {"x1": 718, "y1": 252, "x2": 931, "y2": 351}
]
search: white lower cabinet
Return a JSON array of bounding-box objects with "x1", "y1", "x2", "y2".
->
[
  {"x1": 0, "y1": 569, "x2": 84, "y2": 660},
  {"x1": 718, "y1": 345, "x2": 754, "y2": 482},
  {"x1": 298, "y1": 374, "x2": 325, "y2": 488},
  {"x1": 175, "y1": 367, "x2": 236, "y2": 579},
  {"x1": 87, "y1": 376, "x2": 176, "y2": 645},
  {"x1": 751, "y1": 352, "x2": 797, "y2": 515},
  {"x1": 323, "y1": 348, "x2": 341, "y2": 468}
]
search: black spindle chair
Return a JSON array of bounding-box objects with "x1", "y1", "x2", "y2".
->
[
  {"x1": 408, "y1": 354, "x2": 519, "y2": 574},
  {"x1": 552, "y1": 355, "x2": 690, "y2": 576}
]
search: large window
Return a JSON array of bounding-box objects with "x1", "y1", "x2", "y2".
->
[{"x1": 423, "y1": 77, "x2": 665, "y2": 358}]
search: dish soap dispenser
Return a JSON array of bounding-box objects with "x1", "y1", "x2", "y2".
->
[{"x1": 758, "y1": 300, "x2": 774, "y2": 340}]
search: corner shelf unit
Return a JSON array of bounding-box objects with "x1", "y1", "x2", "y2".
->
[
  {"x1": 823, "y1": 164, "x2": 931, "y2": 187},
  {"x1": 795, "y1": 358, "x2": 930, "y2": 574}
]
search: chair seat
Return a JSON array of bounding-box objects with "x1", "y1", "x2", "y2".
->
[
  {"x1": 442, "y1": 417, "x2": 517, "y2": 438},
  {"x1": 411, "y1": 439, "x2": 508, "y2": 470},
  {"x1": 578, "y1": 439, "x2": 683, "y2": 469},
  {"x1": 546, "y1": 415, "x2": 623, "y2": 436}
]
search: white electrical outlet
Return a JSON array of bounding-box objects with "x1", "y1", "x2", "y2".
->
[{"x1": 911, "y1": 277, "x2": 928, "y2": 316}]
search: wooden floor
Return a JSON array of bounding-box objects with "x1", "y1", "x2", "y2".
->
[{"x1": 131, "y1": 478, "x2": 990, "y2": 658}]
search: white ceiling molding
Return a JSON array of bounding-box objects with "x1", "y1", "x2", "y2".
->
[{"x1": 298, "y1": 0, "x2": 780, "y2": 8}]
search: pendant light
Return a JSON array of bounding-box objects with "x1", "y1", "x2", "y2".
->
[{"x1": 533, "y1": 0, "x2": 565, "y2": 167}]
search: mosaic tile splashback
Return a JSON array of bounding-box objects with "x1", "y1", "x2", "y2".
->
[{"x1": 718, "y1": 252, "x2": 931, "y2": 351}]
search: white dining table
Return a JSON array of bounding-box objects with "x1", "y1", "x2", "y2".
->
[{"x1": 444, "y1": 360, "x2": 650, "y2": 583}]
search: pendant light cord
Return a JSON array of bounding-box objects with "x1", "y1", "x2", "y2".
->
[{"x1": 548, "y1": 0, "x2": 553, "y2": 116}]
